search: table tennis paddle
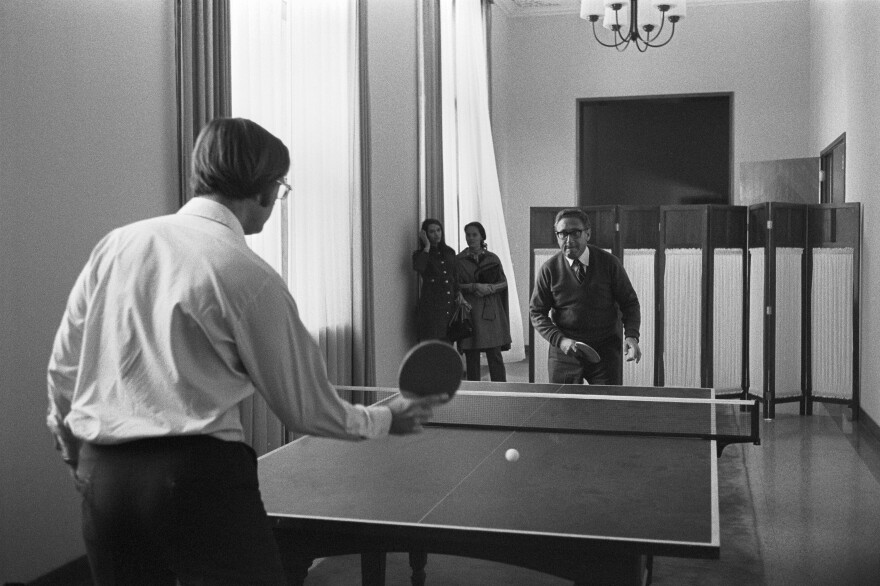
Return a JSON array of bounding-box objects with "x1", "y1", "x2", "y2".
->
[
  {"x1": 398, "y1": 340, "x2": 462, "y2": 398},
  {"x1": 574, "y1": 341, "x2": 601, "y2": 364}
]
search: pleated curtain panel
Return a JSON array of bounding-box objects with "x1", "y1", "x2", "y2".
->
[{"x1": 176, "y1": 0, "x2": 231, "y2": 206}]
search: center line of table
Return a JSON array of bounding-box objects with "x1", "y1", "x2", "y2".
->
[{"x1": 416, "y1": 389, "x2": 562, "y2": 524}]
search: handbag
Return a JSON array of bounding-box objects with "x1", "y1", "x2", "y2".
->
[{"x1": 447, "y1": 303, "x2": 474, "y2": 342}]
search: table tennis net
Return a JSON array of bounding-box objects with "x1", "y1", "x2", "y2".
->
[{"x1": 347, "y1": 387, "x2": 758, "y2": 444}]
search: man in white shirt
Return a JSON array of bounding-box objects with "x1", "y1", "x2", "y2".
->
[{"x1": 47, "y1": 118, "x2": 447, "y2": 585}]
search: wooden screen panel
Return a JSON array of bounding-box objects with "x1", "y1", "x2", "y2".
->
[
  {"x1": 584, "y1": 205, "x2": 618, "y2": 251},
  {"x1": 805, "y1": 203, "x2": 861, "y2": 414},
  {"x1": 747, "y1": 203, "x2": 808, "y2": 418},
  {"x1": 662, "y1": 206, "x2": 707, "y2": 249},
  {"x1": 808, "y1": 204, "x2": 860, "y2": 248},
  {"x1": 707, "y1": 206, "x2": 748, "y2": 394},
  {"x1": 747, "y1": 248, "x2": 765, "y2": 400},
  {"x1": 708, "y1": 205, "x2": 748, "y2": 248},
  {"x1": 531, "y1": 207, "x2": 563, "y2": 249},
  {"x1": 658, "y1": 206, "x2": 709, "y2": 387},
  {"x1": 620, "y1": 207, "x2": 660, "y2": 386}
]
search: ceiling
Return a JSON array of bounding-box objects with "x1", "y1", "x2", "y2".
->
[{"x1": 492, "y1": 0, "x2": 801, "y2": 18}]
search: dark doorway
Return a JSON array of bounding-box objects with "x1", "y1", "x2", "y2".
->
[
  {"x1": 578, "y1": 93, "x2": 732, "y2": 206},
  {"x1": 820, "y1": 133, "x2": 846, "y2": 204}
]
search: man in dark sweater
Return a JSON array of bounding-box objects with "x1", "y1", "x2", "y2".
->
[{"x1": 530, "y1": 208, "x2": 641, "y2": 385}]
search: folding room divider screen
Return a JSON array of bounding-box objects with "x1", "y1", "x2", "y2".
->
[
  {"x1": 747, "y1": 202, "x2": 861, "y2": 419},
  {"x1": 529, "y1": 203, "x2": 861, "y2": 419}
]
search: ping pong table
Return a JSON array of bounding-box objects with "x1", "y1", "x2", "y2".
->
[{"x1": 258, "y1": 381, "x2": 758, "y2": 585}]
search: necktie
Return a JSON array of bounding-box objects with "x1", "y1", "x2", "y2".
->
[{"x1": 572, "y1": 260, "x2": 585, "y2": 284}]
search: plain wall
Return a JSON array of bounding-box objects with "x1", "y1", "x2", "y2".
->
[
  {"x1": 809, "y1": 0, "x2": 880, "y2": 424},
  {"x1": 490, "y1": 0, "x2": 813, "y2": 353},
  {"x1": 365, "y1": 0, "x2": 421, "y2": 386},
  {"x1": 0, "y1": 0, "x2": 178, "y2": 581}
]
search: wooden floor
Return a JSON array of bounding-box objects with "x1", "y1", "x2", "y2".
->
[{"x1": 26, "y1": 359, "x2": 880, "y2": 585}]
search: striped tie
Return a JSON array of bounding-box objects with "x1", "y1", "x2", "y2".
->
[{"x1": 572, "y1": 259, "x2": 585, "y2": 284}]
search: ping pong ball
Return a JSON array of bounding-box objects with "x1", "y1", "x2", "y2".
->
[{"x1": 505, "y1": 449, "x2": 520, "y2": 462}]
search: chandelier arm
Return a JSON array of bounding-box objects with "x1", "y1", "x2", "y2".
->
[
  {"x1": 591, "y1": 21, "x2": 625, "y2": 48},
  {"x1": 651, "y1": 12, "x2": 667, "y2": 41},
  {"x1": 613, "y1": 9, "x2": 632, "y2": 44},
  {"x1": 642, "y1": 20, "x2": 676, "y2": 48}
]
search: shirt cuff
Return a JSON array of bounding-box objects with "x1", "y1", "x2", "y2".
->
[{"x1": 350, "y1": 404, "x2": 393, "y2": 439}]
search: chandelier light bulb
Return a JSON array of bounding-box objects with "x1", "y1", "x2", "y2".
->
[
  {"x1": 581, "y1": 0, "x2": 605, "y2": 19},
  {"x1": 603, "y1": 4, "x2": 630, "y2": 31},
  {"x1": 667, "y1": 1, "x2": 687, "y2": 20},
  {"x1": 638, "y1": 1, "x2": 663, "y2": 29}
]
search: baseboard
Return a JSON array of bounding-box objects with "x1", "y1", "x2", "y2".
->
[{"x1": 860, "y1": 407, "x2": 880, "y2": 443}]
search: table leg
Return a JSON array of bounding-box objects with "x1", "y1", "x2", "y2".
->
[
  {"x1": 361, "y1": 551, "x2": 386, "y2": 586},
  {"x1": 279, "y1": 554, "x2": 312, "y2": 586},
  {"x1": 573, "y1": 554, "x2": 647, "y2": 586},
  {"x1": 408, "y1": 551, "x2": 428, "y2": 586}
]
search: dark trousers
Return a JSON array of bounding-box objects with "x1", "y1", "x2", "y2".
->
[
  {"x1": 548, "y1": 335, "x2": 623, "y2": 385},
  {"x1": 464, "y1": 347, "x2": 506, "y2": 381},
  {"x1": 75, "y1": 436, "x2": 285, "y2": 586}
]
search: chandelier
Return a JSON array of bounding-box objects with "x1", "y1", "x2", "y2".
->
[{"x1": 580, "y1": 0, "x2": 687, "y2": 52}]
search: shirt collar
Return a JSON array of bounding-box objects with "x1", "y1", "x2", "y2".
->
[
  {"x1": 564, "y1": 246, "x2": 590, "y2": 267},
  {"x1": 177, "y1": 197, "x2": 246, "y2": 240}
]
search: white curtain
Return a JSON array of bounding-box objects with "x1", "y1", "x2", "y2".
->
[
  {"x1": 287, "y1": 0, "x2": 361, "y2": 386},
  {"x1": 231, "y1": 0, "x2": 289, "y2": 276},
  {"x1": 230, "y1": 0, "x2": 291, "y2": 453},
  {"x1": 231, "y1": 0, "x2": 361, "y2": 387},
  {"x1": 440, "y1": 0, "x2": 525, "y2": 363}
]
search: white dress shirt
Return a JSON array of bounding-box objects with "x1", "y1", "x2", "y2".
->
[
  {"x1": 47, "y1": 198, "x2": 390, "y2": 458},
  {"x1": 564, "y1": 247, "x2": 590, "y2": 268}
]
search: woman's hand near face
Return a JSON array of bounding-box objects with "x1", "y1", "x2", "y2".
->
[{"x1": 419, "y1": 230, "x2": 430, "y2": 250}]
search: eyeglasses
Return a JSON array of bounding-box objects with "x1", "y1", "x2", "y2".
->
[
  {"x1": 276, "y1": 178, "x2": 292, "y2": 201},
  {"x1": 555, "y1": 229, "x2": 584, "y2": 240}
]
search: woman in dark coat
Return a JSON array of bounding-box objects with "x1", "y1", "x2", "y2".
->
[
  {"x1": 413, "y1": 218, "x2": 459, "y2": 342},
  {"x1": 456, "y1": 222, "x2": 511, "y2": 381}
]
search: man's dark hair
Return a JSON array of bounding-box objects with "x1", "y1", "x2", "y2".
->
[
  {"x1": 191, "y1": 118, "x2": 290, "y2": 200},
  {"x1": 553, "y1": 208, "x2": 591, "y2": 229}
]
